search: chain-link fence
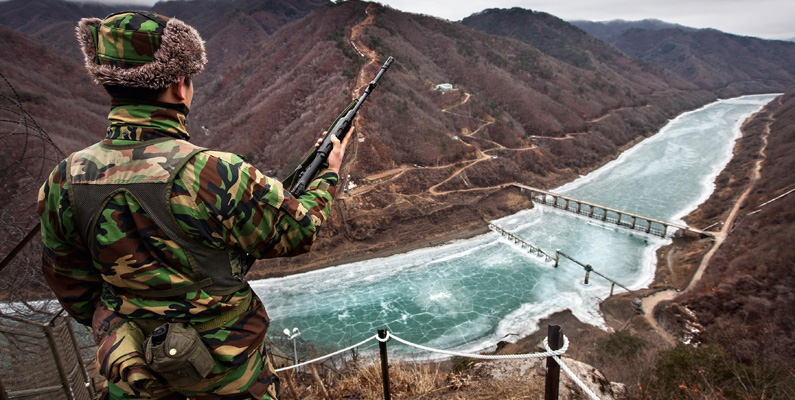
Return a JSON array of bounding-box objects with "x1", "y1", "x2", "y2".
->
[{"x1": 0, "y1": 310, "x2": 96, "y2": 400}]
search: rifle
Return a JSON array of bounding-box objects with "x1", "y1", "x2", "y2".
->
[{"x1": 283, "y1": 56, "x2": 394, "y2": 196}]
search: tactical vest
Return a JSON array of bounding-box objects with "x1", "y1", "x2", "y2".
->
[{"x1": 67, "y1": 137, "x2": 250, "y2": 296}]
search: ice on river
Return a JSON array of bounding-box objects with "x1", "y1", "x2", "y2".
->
[{"x1": 251, "y1": 94, "x2": 780, "y2": 357}]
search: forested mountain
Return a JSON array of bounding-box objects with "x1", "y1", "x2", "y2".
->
[
  {"x1": 462, "y1": 9, "x2": 666, "y2": 71},
  {"x1": 3, "y1": 0, "x2": 792, "y2": 272},
  {"x1": 571, "y1": 18, "x2": 695, "y2": 41},
  {"x1": 570, "y1": 19, "x2": 795, "y2": 95},
  {"x1": 610, "y1": 28, "x2": 795, "y2": 95},
  {"x1": 0, "y1": 24, "x2": 106, "y2": 151}
]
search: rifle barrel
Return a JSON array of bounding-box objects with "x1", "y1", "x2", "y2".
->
[{"x1": 287, "y1": 56, "x2": 394, "y2": 196}]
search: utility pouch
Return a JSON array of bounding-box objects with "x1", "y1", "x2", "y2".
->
[{"x1": 144, "y1": 322, "x2": 214, "y2": 388}]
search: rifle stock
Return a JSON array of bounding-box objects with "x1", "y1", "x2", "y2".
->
[{"x1": 284, "y1": 56, "x2": 394, "y2": 196}]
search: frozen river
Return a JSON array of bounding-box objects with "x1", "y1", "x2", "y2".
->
[{"x1": 252, "y1": 94, "x2": 779, "y2": 357}]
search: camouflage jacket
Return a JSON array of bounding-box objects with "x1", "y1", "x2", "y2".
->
[{"x1": 37, "y1": 101, "x2": 338, "y2": 369}]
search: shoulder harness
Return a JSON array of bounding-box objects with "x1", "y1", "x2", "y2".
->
[{"x1": 67, "y1": 137, "x2": 250, "y2": 297}]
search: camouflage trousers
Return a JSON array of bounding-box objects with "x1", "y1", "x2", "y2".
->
[
  {"x1": 92, "y1": 302, "x2": 279, "y2": 399},
  {"x1": 100, "y1": 352, "x2": 280, "y2": 399}
]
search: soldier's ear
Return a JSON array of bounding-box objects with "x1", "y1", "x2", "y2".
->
[{"x1": 171, "y1": 77, "x2": 188, "y2": 102}]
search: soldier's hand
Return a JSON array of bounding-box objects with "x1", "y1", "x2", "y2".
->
[{"x1": 326, "y1": 125, "x2": 353, "y2": 173}]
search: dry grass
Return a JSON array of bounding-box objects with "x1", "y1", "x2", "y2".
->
[
  {"x1": 279, "y1": 356, "x2": 548, "y2": 400},
  {"x1": 282, "y1": 358, "x2": 447, "y2": 399}
]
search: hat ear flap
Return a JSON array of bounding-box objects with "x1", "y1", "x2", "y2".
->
[{"x1": 76, "y1": 18, "x2": 103, "y2": 84}]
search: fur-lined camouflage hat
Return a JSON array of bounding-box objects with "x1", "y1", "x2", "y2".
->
[{"x1": 76, "y1": 11, "x2": 206, "y2": 89}]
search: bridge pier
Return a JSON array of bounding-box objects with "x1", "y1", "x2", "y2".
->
[
  {"x1": 631, "y1": 216, "x2": 637, "y2": 229},
  {"x1": 601, "y1": 209, "x2": 608, "y2": 221},
  {"x1": 646, "y1": 221, "x2": 652, "y2": 233},
  {"x1": 588, "y1": 205, "x2": 595, "y2": 217},
  {"x1": 564, "y1": 199, "x2": 569, "y2": 210},
  {"x1": 554, "y1": 249, "x2": 560, "y2": 268},
  {"x1": 617, "y1": 213, "x2": 622, "y2": 225},
  {"x1": 576, "y1": 202, "x2": 582, "y2": 213}
]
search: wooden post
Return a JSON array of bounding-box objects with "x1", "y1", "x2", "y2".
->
[
  {"x1": 544, "y1": 325, "x2": 562, "y2": 400},
  {"x1": 282, "y1": 368, "x2": 301, "y2": 400},
  {"x1": 267, "y1": 343, "x2": 300, "y2": 400},
  {"x1": 309, "y1": 364, "x2": 330, "y2": 400},
  {"x1": 378, "y1": 329, "x2": 391, "y2": 400}
]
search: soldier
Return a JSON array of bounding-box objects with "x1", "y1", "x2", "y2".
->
[{"x1": 37, "y1": 11, "x2": 349, "y2": 400}]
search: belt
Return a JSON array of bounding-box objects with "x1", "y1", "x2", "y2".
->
[{"x1": 133, "y1": 294, "x2": 253, "y2": 335}]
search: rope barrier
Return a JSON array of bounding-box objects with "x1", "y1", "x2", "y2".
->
[
  {"x1": 273, "y1": 330, "x2": 602, "y2": 399},
  {"x1": 544, "y1": 339, "x2": 601, "y2": 400},
  {"x1": 274, "y1": 332, "x2": 570, "y2": 373},
  {"x1": 274, "y1": 335, "x2": 378, "y2": 373},
  {"x1": 386, "y1": 331, "x2": 569, "y2": 360}
]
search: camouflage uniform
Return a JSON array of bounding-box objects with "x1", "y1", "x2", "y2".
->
[{"x1": 38, "y1": 11, "x2": 338, "y2": 400}]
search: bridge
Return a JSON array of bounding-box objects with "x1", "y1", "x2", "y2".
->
[{"x1": 510, "y1": 184, "x2": 715, "y2": 239}]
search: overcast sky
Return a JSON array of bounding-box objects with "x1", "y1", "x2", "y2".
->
[
  {"x1": 75, "y1": 0, "x2": 795, "y2": 40},
  {"x1": 376, "y1": 0, "x2": 795, "y2": 40}
]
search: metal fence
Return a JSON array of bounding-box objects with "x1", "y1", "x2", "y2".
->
[{"x1": 0, "y1": 310, "x2": 96, "y2": 400}]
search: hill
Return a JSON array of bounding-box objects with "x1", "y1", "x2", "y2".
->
[
  {"x1": 4, "y1": 0, "x2": 783, "y2": 276},
  {"x1": 0, "y1": 0, "x2": 328, "y2": 73},
  {"x1": 195, "y1": 2, "x2": 720, "y2": 275},
  {"x1": 570, "y1": 18, "x2": 696, "y2": 41},
  {"x1": 0, "y1": 0, "x2": 132, "y2": 58},
  {"x1": 569, "y1": 18, "x2": 795, "y2": 96},
  {"x1": 653, "y1": 87, "x2": 795, "y2": 395},
  {"x1": 611, "y1": 28, "x2": 795, "y2": 95},
  {"x1": 0, "y1": 23, "x2": 107, "y2": 273},
  {"x1": 0, "y1": 24, "x2": 106, "y2": 152},
  {"x1": 2, "y1": 0, "x2": 794, "y2": 285}
]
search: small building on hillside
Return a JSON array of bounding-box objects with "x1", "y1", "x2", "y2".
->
[{"x1": 435, "y1": 83, "x2": 454, "y2": 91}]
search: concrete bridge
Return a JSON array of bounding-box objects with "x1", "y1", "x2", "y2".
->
[{"x1": 511, "y1": 184, "x2": 715, "y2": 239}]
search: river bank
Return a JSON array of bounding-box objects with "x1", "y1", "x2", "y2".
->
[
  {"x1": 493, "y1": 94, "x2": 780, "y2": 363},
  {"x1": 251, "y1": 95, "x2": 779, "y2": 356},
  {"x1": 248, "y1": 122, "x2": 656, "y2": 281},
  {"x1": 273, "y1": 92, "x2": 791, "y2": 400}
]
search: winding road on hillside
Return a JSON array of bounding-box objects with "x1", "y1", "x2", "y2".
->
[
  {"x1": 342, "y1": 6, "x2": 657, "y2": 202},
  {"x1": 340, "y1": 5, "x2": 776, "y2": 346},
  {"x1": 641, "y1": 99, "x2": 779, "y2": 344}
]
